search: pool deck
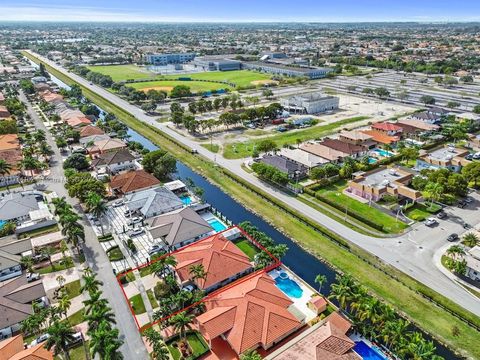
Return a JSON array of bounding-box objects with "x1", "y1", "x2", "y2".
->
[{"x1": 268, "y1": 267, "x2": 317, "y2": 323}]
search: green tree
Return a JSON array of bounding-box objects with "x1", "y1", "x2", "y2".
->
[
  {"x1": 463, "y1": 233, "x2": 479, "y2": 248},
  {"x1": 241, "y1": 350, "x2": 263, "y2": 360},
  {"x1": 143, "y1": 328, "x2": 170, "y2": 360},
  {"x1": 374, "y1": 87, "x2": 390, "y2": 98},
  {"x1": 420, "y1": 95, "x2": 435, "y2": 105},
  {"x1": 170, "y1": 312, "x2": 194, "y2": 342},
  {"x1": 170, "y1": 85, "x2": 192, "y2": 98},
  {"x1": 45, "y1": 320, "x2": 76, "y2": 360},
  {"x1": 256, "y1": 139, "x2": 278, "y2": 153},
  {"x1": 314, "y1": 274, "x2": 327, "y2": 294},
  {"x1": 423, "y1": 182, "x2": 444, "y2": 206},
  {"x1": 462, "y1": 161, "x2": 480, "y2": 187},
  {"x1": 63, "y1": 153, "x2": 89, "y2": 170}
]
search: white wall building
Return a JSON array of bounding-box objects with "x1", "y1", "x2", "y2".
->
[{"x1": 281, "y1": 93, "x2": 339, "y2": 114}]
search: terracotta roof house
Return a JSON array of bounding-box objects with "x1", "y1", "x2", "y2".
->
[
  {"x1": 266, "y1": 312, "x2": 359, "y2": 360},
  {"x1": 0, "y1": 135, "x2": 22, "y2": 187},
  {"x1": 79, "y1": 125, "x2": 105, "y2": 138},
  {"x1": 397, "y1": 119, "x2": 439, "y2": 132},
  {"x1": 339, "y1": 130, "x2": 376, "y2": 149},
  {"x1": 260, "y1": 154, "x2": 308, "y2": 179},
  {"x1": 360, "y1": 130, "x2": 400, "y2": 146},
  {"x1": 300, "y1": 142, "x2": 348, "y2": 163},
  {"x1": 79, "y1": 134, "x2": 111, "y2": 146},
  {"x1": 39, "y1": 90, "x2": 63, "y2": 104},
  {"x1": 147, "y1": 207, "x2": 212, "y2": 249},
  {"x1": 0, "y1": 276, "x2": 46, "y2": 335},
  {"x1": 66, "y1": 116, "x2": 92, "y2": 128},
  {"x1": 0, "y1": 135, "x2": 20, "y2": 151},
  {"x1": 320, "y1": 138, "x2": 368, "y2": 159},
  {"x1": 173, "y1": 233, "x2": 252, "y2": 292},
  {"x1": 196, "y1": 273, "x2": 304, "y2": 355},
  {"x1": 125, "y1": 186, "x2": 183, "y2": 219},
  {"x1": 110, "y1": 169, "x2": 160, "y2": 195},
  {"x1": 0, "y1": 334, "x2": 53, "y2": 360},
  {"x1": 371, "y1": 122, "x2": 403, "y2": 136},
  {"x1": 90, "y1": 149, "x2": 136, "y2": 175},
  {"x1": 88, "y1": 138, "x2": 127, "y2": 157},
  {"x1": 0, "y1": 106, "x2": 11, "y2": 119}
]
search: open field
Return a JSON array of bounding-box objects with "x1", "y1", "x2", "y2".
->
[
  {"x1": 87, "y1": 64, "x2": 155, "y2": 81},
  {"x1": 223, "y1": 116, "x2": 369, "y2": 159},
  {"x1": 129, "y1": 80, "x2": 231, "y2": 93},
  {"x1": 25, "y1": 52, "x2": 480, "y2": 358},
  {"x1": 159, "y1": 70, "x2": 272, "y2": 87}
]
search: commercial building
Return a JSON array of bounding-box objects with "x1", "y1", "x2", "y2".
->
[
  {"x1": 145, "y1": 53, "x2": 196, "y2": 66},
  {"x1": 243, "y1": 62, "x2": 332, "y2": 79},
  {"x1": 281, "y1": 93, "x2": 339, "y2": 114},
  {"x1": 416, "y1": 146, "x2": 470, "y2": 172},
  {"x1": 465, "y1": 246, "x2": 480, "y2": 282},
  {"x1": 347, "y1": 167, "x2": 422, "y2": 202},
  {"x1": 193, "y1": 56, "x2": 242, "y2": 71}
]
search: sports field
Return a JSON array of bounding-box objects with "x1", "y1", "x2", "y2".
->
[
  {"x1": 86, "y1": 65, "x2": 273, "y2": 88},
  {"x1": 128, "y1": 80, "x2": 232, "y2": 93}
]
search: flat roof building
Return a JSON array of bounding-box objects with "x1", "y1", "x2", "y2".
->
[
  {"x1": 416, "y1": 146, "x2": 470, "y2": 172},
  {"x1": 243, "y1": 62, "x2": 332, "y2": 79},
  {"x1": 281, "y1": 92, "x2": 339, "y2": 114},
  {"x1": 193, "y1": 56, "x2": 242, "y2": 72},
  {"x1": 145, "y1": 53, "x2": 196, "y2": 66}
]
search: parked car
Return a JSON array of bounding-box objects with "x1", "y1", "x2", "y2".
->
[
  {"x1": 465, "y1": 154, "x2": 474, "y2": 161},
  {"x1": 182, "y1": 284, "x2": 196, "y2": 292},
  {"x1": 124, "y1": 209, "x2": 132, "y2": 216},
  {"x1": 464, "y1": 196, "x2": 474, "y2": 204},
  {"x1": 447, "y1": 233, "x2": 459, "y2": 242},
  {"x1": 148, "y1": 244, "x2": 163, "y2": 256},
  {"x1": 424, "y1": 218, "x2": 438, "y2": 227},
  {"x1": 473, "y1": 152, "x2": 480, "y2": 160},
  {"x1": 66, "y1": 332, "x2": 83, "y2": 349},
  {"x1": 276, "y1": 126, "x2": 287, "y2": 132},
  {"x1": 128, "y1": 217, "x2": 142, "y2": 226},
  {"x1": 31, "y1": 334, "x2": 50, "y2": 347},
  {"x1": 129, "y1": 228, "x2": 145, "y2": 237},
  {"x1": 26, "y1": 272, "x2": 40, "y2": 283},
  {"x1": 112, "y1": 200, "x2": 124, "y2": 207},
  {"x1": 437, "y1": 211, "x2": 447, "y2": 219},
  {"x1": 32, "y1": 254, "x2": 49, "y2": 263},
  {"x1": 457, "y1": 200, "x2": 467, "y2": 209}
]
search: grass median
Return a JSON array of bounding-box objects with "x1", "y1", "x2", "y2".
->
[{"x1": 24, "y1": 51, "x2": 480, "y2": 358}]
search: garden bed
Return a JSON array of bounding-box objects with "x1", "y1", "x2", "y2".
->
[
  {"x1": 167, "y1": 331, "x2": 209, "y2": 360},
  {"x1": 107, "y1": 246, "x2": 125, "y2": 261}
]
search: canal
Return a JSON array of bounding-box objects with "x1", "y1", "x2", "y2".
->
[{"x1": 45, "y1": 69, "x2": 457, "y2": 360}]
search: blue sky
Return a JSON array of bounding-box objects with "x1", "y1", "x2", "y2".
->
[{"x1": 2, "y1": 0, "x2": 480, "y2": 22}]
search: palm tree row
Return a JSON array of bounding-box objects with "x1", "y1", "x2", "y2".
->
[
  {"x1": 81, "y1": 268, "x2": 123, "y2": 359},
  {"x1": 52, "y1": 197, "x2": 85, "y2": 254},
  {"x1": 330, "y1": 274, "x2": 443, "y2": 360}
]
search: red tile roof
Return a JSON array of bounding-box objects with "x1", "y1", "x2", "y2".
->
[
  {"x1": 110, "y1": 169, "x2": 160, "y2": 194},
  {"x1": 66, "y1": 116, "x2": 92, "y2": 127},
  {"x1": 361, "y1": 130, "x2": 399, "y2": 145},
  {"x1": 197, "y1": 273, "x2": 302, "y2": 355},
  {"x1": 0, "y1": 135, "x2": 20, "y2": 151},
  {"x1": 174, "y1": 233, "x2": 252, "y2": 290},
  {"x1": 371, "y1": 122, "x2": 403, "y2": 132},
  {"x1": 79, "y1": 125, "x2": 105, "y2": 138},
  {"x1": 0, "y1": 334, "x2": 53, "y2": 360}
]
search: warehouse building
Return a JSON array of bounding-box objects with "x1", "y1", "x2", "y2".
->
[
  {"x1": 193, "y1": 56, "x2": 242, "y2": 71},
  {"x1": 243, "y1": 62, "x2": 332, "y2": 79},
  {"x1": 145, "y1": 53, "x2": 196, "y2": 65},
  {"x1": 281, "y1": 93, "x2": 339, "y2": 114}
]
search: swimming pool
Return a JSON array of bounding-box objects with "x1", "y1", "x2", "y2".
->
[
  {"x1": 353, "y1": 341, "x2": 388, "y2": 360},
  {"x1": 0, "y1": 220, "x2": 6, "y2": 230},
  {"x1": 274, "y1": 273, "x2": 303, "y2": 298},
  {"x1": 180, "y1": 195, "x2": 192, "y2": 205},
  {"x1": 368, "y1": 157, "x2": 378, "y2": 164},
  {"x1": 373, "y1": 149, "x2": 394, "y2": 158},
  {"x1": 208, "y1": 218, "x2": 227, "y2": 232}
]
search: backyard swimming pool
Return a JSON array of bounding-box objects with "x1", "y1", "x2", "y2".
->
[
  {"x1": 368, "y1": 157, "x2": 378, "y2": 164},
  {"x1": 180, "y1": 195, "x2": 192, "y2": 205},
  {"x1": 208, "y1": 218, "x2": 227, "y2": 232},
  {"x1": 373, "y1": 149, "x2": 394, "y2": 158},
  {"x1": 354, "y1": 341, "x2": 388, "y2": 360},
  {"x1": 274, "y1": 272, "x2": 303, "y2": 298},
  {"x1": 0, "y1": 220, "x2": 6, "y2": 230}
]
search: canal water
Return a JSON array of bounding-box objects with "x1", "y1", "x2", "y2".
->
[{"x1": 47, "y1": 69, "x2": 457, "y2": 360}]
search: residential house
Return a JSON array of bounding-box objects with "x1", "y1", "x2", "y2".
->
[
  {"x1": 300, "y1": 142, "x2": 348, "y2": 163},
  {"x1": 173, "y1": 233, "x2": 252, "y2": 292},
  {"x1": 125, "y1": 186, "x2": 184, "y2": 219},
  {"x1": 360, "y1": 130, "x2": 400, "y2": 147},
  {"x1": 147, "y1": 207, "x2": 212, "y2": 249},
  {"x1": 260, "y1": 154, "x2": 308, "y2": 179},
  {"x1": 410, "y1": 111, "x2": 442, "y2": 124},
  {"x1": 90, "y1": 149, "x2": 136, "y2": 175},
  {"x1": 0, "y1": 92, "x2": 5, "y2": 105},
  {"x1": 66, "y1": 116, "x2": 92, "y2": 128},
  {"x1": 339, "y1": 130, "x2": 376, "y2": 149},
  {"x1": 109, "y1": 169, "x2": 160, "y2": 195},
  {"x1": 416, "y1": 146, "x2": 470, "y2": 172},
  {"x1": 0, "y1": 106, "x2": 10, "y2": 119},
  {"x1": 0, "y1": 236, "x2": 32, "y2": 282},
  {"x1": 428, "y1": 106, "x2": 449, "y2": 117},
  {"x1": 0, "y1": 193, "x2": 40, "y2": 223},
  {"x1": 319, "y1": 138, "x2": 368, "y2": 159},
  {"x1": 196, "y1": 272, "x2": 304, "y2": 355},
  {"x1": 266, "y1": 312, "x2": 360, "y2": 360},
  {"x1": 0, "y1": 135, "x2": 22, "y2": 187},
  {"x1": 278, "y1": 148, "x2": 329, "y2": 171},
  {"x1": 0, "y1": 334, "x2": 53, "y2": 359},
  {"x1": 0, "y1": 276, "x2": 46, "y2": 339},
  {"x1": 79, "y1": 125, "x2": 105, "y2": 138},
  {"x1": 79, "y1": 134, "x2": 111, "y2": 147},
  {"x1": 347, "y1": 166, "x2": 422, "y2": 202},
  {"x1": 465, "y1": 246, "x2": 480, "y2": 282},
  {"x1": 397, "y1": 119, "x2": 440, "y2": 135},
  {"x1": 88, "y1": 138, "x2": 127, "y2": 157},
  {"x1": 370, "y1": 122, "x2": 403, "y2": 137}
]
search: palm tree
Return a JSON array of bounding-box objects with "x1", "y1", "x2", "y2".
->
[
  {"x1": 329, "y1": 274, "x2": 356, "y2": 309},
  {"x1": 81, "y1": 274, "x2": 103, "y2": 295},
  {"x1": 170, "y1": 311, "x2": 193, "y2": 342},
  {"x1": 189, "y1": 264, "x2": 207, "y2": 283},
  {"x1": 446, "y1": 245, "x2": 465, "y2": 261},
  {"x1": 314, "y1": 274, "x2": 327, "y2": 294},
  {"x1": 83, "y1": 291, "x2": 109, "y2": 315},
  {"x1": 424, "y1": 183, "x2": 444, "y2": 207},
  {"x1": 45, "y1": 320, "x2": 76, "y2": 360},
  {"x1": 0, "y1": 159, "x2": 12, "y2": 181},
  {"x1": 41, "y1": 246, "x2": 56, "y2": 267},
  {"x1": 85, "y1": 192, "x2": 107, "y2": 235},
  {"x1": 20, "y1": 255, "x2": 34, "y2": 272},
  {"x1": 89, "y1": 322, "x2": 123, "y2": 360},
  {"x1": 56, "y1": 275, "x2": 66, "y2": 288},
  {"x1": 63, "y1": 224, "x2": 85, "y2": 251},
  {"x1": 57, "y1": 293, "x2": 71, "y2": 319},
  {"x1": 241, "y1": 350, "x2": 263, "y2": 360},
  {"x1": 86, "y1": 306, "x2": 117, "y2": 332},
  {"x1": 143, "y1": 328, "x2": 170, "y2": 360},
  {"x1": 38, "y1": 141, "x2": 53, "y2": 161},
  {"x1": 381, "y1": 319, "x2": 410, "y2": 350},
  {"x1": 151, "y1": 256, "x2": 177, "y2": 278},
  {"x1": 19, "y1": 156, "x2": 42, "y2": 176},
  {"x1": 463, "y1": 233, "x2": 479, "y2": 248}
]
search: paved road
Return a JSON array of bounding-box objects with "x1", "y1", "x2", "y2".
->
[
  {"x1": 26, "y1": 51, "x2": 480, "y2": 318},
  {"x1": 19, "y1": 89, "x2": 149, "y2": 360}
]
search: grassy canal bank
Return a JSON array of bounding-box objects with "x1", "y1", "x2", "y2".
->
[{"x1": 23, "y1": 50, "x2": 480, "y2": 359}]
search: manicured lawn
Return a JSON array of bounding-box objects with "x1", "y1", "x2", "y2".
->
[
  {"x1": 98, "y1": 233, "x2": 114, "y2": 242},
  {"x1": 200, "y1": 143, "x2": 220, "y2": 153},
  {"x1": 128, "y1": 80, "x2": 231, "y2": 94},
  {"x1": 18, "y1": 224, "x2": 59, "y2": 239},
  {"x1": 87, "y1": 64, "x2": 155, "y2": 81},
  {"x1": 235, "y1": 238, "x2": 260, "y2": 260},
  {"x1": 36, "y1": 257, "x2": 74, "y2": 274},
  {"x1": 167, "y1": 332, "x2": 209, "y2": 360},
  {"x1": 223, "y1": 116, "x2": 369, "y2": 159},
  {"x1": 64, "y1": 279, "x2": 81, "y2": 299},
  {"x1": 65, "y1": 309, "x2": 85, "y2": 326},
  {"x1": 315, "y1": 180, "x2": 408, "y2": 234},
  {"x1": 55, "y1": 342, "x2": 88, "y2": 360},
  {"x1": 129, "y1": 293, "x2": 146, "y2": 314},
  {"x1": 147, "y1": 289, "x2": 159, "y2": 309},
  {"x1": 107, "y1": 246, "x2": 125, "y2": 261},
  {"x1": 404, "y1": 203, "x2": 442, "y2": 221},
  {"x1": 26, "y1": 52, "x2": 480, "y2": 359},
  {"x1": 161, "y1": 70, "x2": 273, "y2": 87}
]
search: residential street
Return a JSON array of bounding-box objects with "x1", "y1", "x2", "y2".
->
[
  {"x1": 25, "y1": 51, "x2": 480, "y2": 318},
  {"x1": 19, "y1": 89, "x2": 149, "y2": 359}
]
